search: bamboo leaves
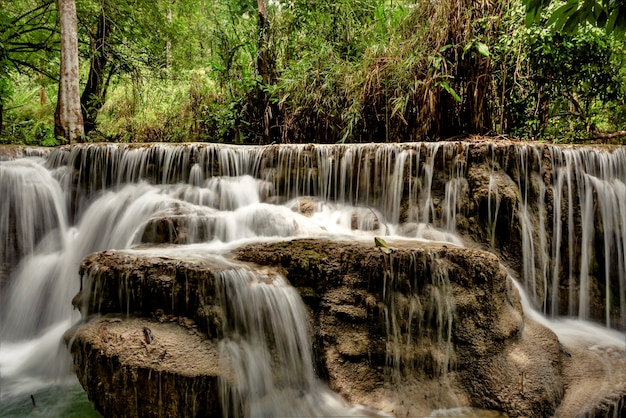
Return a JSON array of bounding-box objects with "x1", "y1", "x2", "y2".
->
[
  {"x1": 439, "y1": 80, "x2": 462, "y2": 103},
  {"x1": 526, "y1": 0, "x2": 553, "y2": 27},
  {"x1": 524, "y1": 0, "x2": 626, "y2": 37}
]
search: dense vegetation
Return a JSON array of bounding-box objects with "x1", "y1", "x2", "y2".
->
[{"x1": 1, "y1": 0, "x2": 625, "y2": 145}]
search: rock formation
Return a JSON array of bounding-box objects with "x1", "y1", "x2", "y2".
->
[
  {"x1": 67, "y1": 239, "x2": 626, "y2": 417},
  {"x1": 40, "y1": 141, "x2": 626, "y2": 328},
  {"x1": 3, "y1": 141, "x2": 624, "y2": 417}
]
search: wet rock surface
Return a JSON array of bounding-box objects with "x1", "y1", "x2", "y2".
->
[
  {"x1": 556, "y1": 341, "x2": 626, "y2": 417},
  {"x1": 235, "y1": 239, "x2": 565, "y2": 417},
  {"x1": 75, "y1": 250, "x2": 232, "y2": 338},
  {"x1": 67, "y1": 316, "x2": 223, "y2": 418},
  {"x1": 5, "y1": 141, "x2": 624, "y2": 328},
  {"x1": 0, "y1": 145, "x2": 50, "y2": 161},
  {"x1": 68, "y1": 239, "x2": 625, "y2": 418}
]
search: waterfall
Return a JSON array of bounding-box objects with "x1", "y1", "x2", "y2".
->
[
  {"x1": 1, "y1": 141, "x2": 625, "y2": 414},
  {"x1": 547, "y1": 146, "x2": 626, "y2": 326},
  {"x1": 515, "y1": 145, "x2": 548, "y2": 307},
  {"x1": 216, "y1": 267, "x2": 387, "y2": 417},
  {"x1": 382, "y1": 253, "x2": 455, "y2": 381},
  {"x1": 486, "y1": 144, "x2": 501, "y2": 248},
  {"x1": 0, "y1": 158, "x2": 68, "y2": 282}
]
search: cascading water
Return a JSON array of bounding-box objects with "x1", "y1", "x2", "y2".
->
[
  {"x1": 0, "y1": 158, "x2": 67, "y2": 284},
  {"x1": 216, "y1": 267, "x2": 387, "y2": 417},
  {"x1": 1, "y1": 141, "x2": 625, "y2": 416},
  {"x1": 544, "y1": 146, "x2": 626, "y2": 326},
  {"x1": 382, "y1": 252, "x2": 455, "y2": 381},
  {"x1": 511, "y1": 277, "x2": 626, "y2": 416}
]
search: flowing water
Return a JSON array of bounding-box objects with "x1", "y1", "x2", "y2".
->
[
  {"x1": 216, "y1": 266, "x2": 388, "y2": 417},
  {"x1": 1, "y1": 142, "x2": 625, "y2": 416}
]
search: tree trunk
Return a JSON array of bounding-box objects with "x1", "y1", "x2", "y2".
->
[
  {"x1": 257, "y1": 0, "x2": 270, "y2": 86},
  {"x1": 255, "y1": 0, "x2": 281, "y2": 143},
  {"x1": 55, "y1": 0, "x2": 84, "y2": 144},
  {"x1": 81, "y1": 12, "x2": 109, "y2": 134},
  {"x1": 166, "y1": 7, "x2": 172, "y2": 74}
]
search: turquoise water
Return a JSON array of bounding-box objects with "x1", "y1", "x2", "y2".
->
[{"x1": 0, "y1": 381, "x2": 101, "y2": 418}]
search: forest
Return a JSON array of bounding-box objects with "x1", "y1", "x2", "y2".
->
[{"x1": 1, "y1": 0, "x2": 625, "y2": 146}]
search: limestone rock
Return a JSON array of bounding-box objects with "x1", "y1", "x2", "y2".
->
[
  {"x1": 235, "y1": 239, "x2": 568, "y2": 417},
  {"x1": 76, "y1": 250, "x2": 231, "y2": 338},
  {"x1": 69, "y1": 239, "x2": 625, "y2": 418},
  {"x1": 556, "y1": 339, "x2": 626, "y2": 417},
  {"x1": 67, "y1": 316, "x2": 224, "y2": 418}
]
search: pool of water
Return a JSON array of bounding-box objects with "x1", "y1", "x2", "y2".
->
[{"x1": 0, "y1": 379, "x2": 100, "y2": 418}]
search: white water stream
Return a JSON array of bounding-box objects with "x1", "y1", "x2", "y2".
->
[
  {"x1": 216, "y1": 266, "x2": 389, "y2": 417},
  {"x1": 0, "y1": 151, "x2": 423, "y2": 414},
  {"x1": 1, "y1": 143, "x2": 625, "y2": 416}
]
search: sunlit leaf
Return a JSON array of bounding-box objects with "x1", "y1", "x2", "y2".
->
[
  {"x1": 476, "y1": 42, "x2": 490, "y2": 57},
  {"x1": 563, "y1": 10, "x2": 584, "y2": 34},
  {"x1": 525, "y1": 0, "x2": 554, "y2": 26}
]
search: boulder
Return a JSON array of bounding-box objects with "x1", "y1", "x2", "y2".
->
[
  {"x1": 235, "y1": 239, "x2": 565, "y2": 417},
  {"x1": 75, "y1": 249, "x2": 231, "y2": 338},
  {"x1": 66, "y1": 316, "x2": 223, "y2": 418},
  {"x1": 68, "y1": 239, "x2": 625, "y2": 417}
]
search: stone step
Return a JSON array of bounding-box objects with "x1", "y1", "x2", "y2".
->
[
  {"x1": 75, "y1": 249, "x2": 231, "y2": 338},
  {"x1": 66, "y1": 316, "x2": 223, "y2": 418}
]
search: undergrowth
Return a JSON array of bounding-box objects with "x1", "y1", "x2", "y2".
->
[{"x1": 1, "y1": 0, "x2": 624, "y2": 145}]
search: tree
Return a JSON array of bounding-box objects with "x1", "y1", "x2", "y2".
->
[
  {"x1": 0, "y1": 0, "x2": 58, "y2": 135},
  {"x1": 80, "y1": 9, "x2": 109, "y2": 134},
  {"x1": 255, "y1": 0, "x2": 280, "y2": 142},
  {"x1": 75, "y1": 0, "x2": 183, "y2": 135},
  {"x1": 525, "y1": 0, "x2": 626, "y2": 37},
  {"x1": 55, "y1": 0, "x2": 83, "y2": 143}
]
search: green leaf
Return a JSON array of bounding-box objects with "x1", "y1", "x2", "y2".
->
[
  {"x1": 548, "y1": 3, "x2": 578, "y2": 29},
  {"x1": 613, "y1": 8, "x2": 626, "y2": 37},
  {"x1": 525, "y1": 0, "x2": 554, "y2": 26},
  {"x1": 606, "y1": 7, "x2": 620, "y2": 33},
  {"x1": 432, "y1": 55, "x2": 442, "y2": 70},
  {"x1": 563, "y1": 9, "x2": 584, "y2": 34},
  {"x1": 374, "y1": 237, "x2": 393, "y2": 254},
  {"x1": 596, "y1": 9, "x2": 608, "y2": 27},
  {"x1": 440, "y1": 81, "x2": 462, "y2": 102},
  {"x1": 476, "y1": 42, "x2": 490, "y2": 57}
]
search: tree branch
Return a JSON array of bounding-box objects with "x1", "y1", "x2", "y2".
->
[
  {"x1": 6, "y1": 25, "x2": 56, "y2": 41},
  {"x1": 562, "y1": 91, "x2": 586, "y2": 122},
  {"x1": 8, "y1": 45, "x2": 56, "y2": 53},
  {"x1": 11, "y1": 1, "x2": 55, "y2": 25},
  {"x1": 10, "y1": 58, "x2": 58, "y2": 80}
]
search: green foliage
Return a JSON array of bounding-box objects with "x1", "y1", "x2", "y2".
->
[
  {"x1": 495, "y1": 3, "x2": 625, "y2": 140},
  {"x1": 525, "y1": 0, "x2": 626, "y2": 37},
  {"x1": 0, "y1": 72, "x2": 58, "y2": 145},
  {"x1": 262, "y1": 0, "x2": 505, "y2": 142},
  {"x1": 88, "y1": 0, "x2": 625, "y2": 143},
  {"x1": 0, "y1": 119, "x2": 57, "y2": 146},
  {"x1": 0, "y1": 1, "x2": 59, "y2": 78},
  {"x1": 96, "y1": 68, "x2": 250, "y2": 143},
  {"x1": 0, "y1": 75, "x2": 14, "y2": 106},
  {"x1": 1, "y1": 0, "x2": 625, "y2": 144},
  {"x1": 0, "y1": 1, "x2": 57, "y2": 139}
]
